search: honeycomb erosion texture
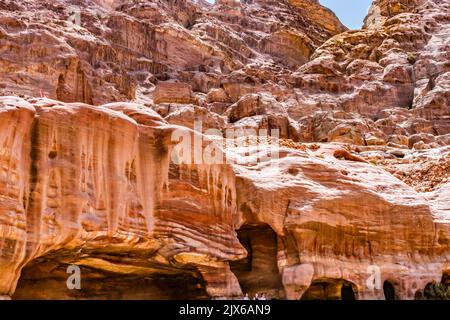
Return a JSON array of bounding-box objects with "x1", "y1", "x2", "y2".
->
[{"x1": 0, "y1": 0, "x2": 449, "y2": 300}]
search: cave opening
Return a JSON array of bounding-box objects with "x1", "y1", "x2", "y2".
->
[
  {"x1": 341, "y1": 282, "x2": 356, "y2": 300},
  {"x1": 12, "y1": 255, "x2": 209, "y2": 300},
  {"x1": 383, "y1": 280, "x2": 396, "y2": 300},
  {"x1": 301, "y1": 278, "x2": 358, "y2": 300},
  {"x1": 229, "y1": 224, "x2": 285, "y2": 299}
]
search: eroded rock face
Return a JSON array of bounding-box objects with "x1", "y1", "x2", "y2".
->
[
  {"x1": 0, "y1": 96, "x2": 245, "y2": 299},
  {"x1": 0, "y1": 0, "x2": 449, "y2": 300},
  {"x1": 0, "y1": 96, "x2": 448, "y2": 300},
  {"x1": 0, "y1": 0, "x2": 344, "y2": 105}
]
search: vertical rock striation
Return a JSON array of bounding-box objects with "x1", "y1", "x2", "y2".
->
[{"x1": 0, "y1": 0, "x2": 448, "y2": 299}]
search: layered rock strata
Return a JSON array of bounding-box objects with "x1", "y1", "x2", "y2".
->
[
  {"x1": 0, "y1": 96, "x2": 448, "y2": 300},
  {"x1": 0, "y1": 0, "x2": 449, "y2": 300}
]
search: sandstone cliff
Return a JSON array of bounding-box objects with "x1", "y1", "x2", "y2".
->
[{"x1": 0, "y1": 0, "x2": 449, "y2": 300}]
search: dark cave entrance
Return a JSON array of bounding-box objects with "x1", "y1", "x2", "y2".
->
[
  {"x1": 341, "y1": 282, "x2": 356, "y2": 300},
  {"x1": 301, "y1": 278, "x2": 358, "y2": 300},
  {"x1": 383, "y1": 280, "x2": 396, "y2": 300},
  {"x1": 229, "y1": 224, "x2": 285, "y2": 299},
  {"x1": 12, "y1": 255, "x2": 209, "y2": 300}
]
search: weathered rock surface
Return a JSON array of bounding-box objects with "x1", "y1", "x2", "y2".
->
[
  {"x1": 0, "y1": 96, "x2": 448, "y2": 300},
  {"x1": 0, "y1": 0, "x2": 449, "y2": 300}
]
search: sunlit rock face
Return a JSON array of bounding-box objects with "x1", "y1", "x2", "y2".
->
[
  {"x1": 0, "y1": 97, "x2": 448, "y2": 300},
  {"x1": 364, "y1": 0, "x2": 427, "y2": 28},
  {"x1": 0, "y1": 96, "x2": 245, "y2": 299},
  {"x1": 0, "y1": 0, "x2": 449, "y2": 300},
  {"x1": 0, "y1": 0, "x2": 344, "y2": 105}
]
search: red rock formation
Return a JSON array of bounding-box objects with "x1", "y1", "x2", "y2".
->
[{"x1": 0, "y1": 0, "x2": 449, "y2": 300}]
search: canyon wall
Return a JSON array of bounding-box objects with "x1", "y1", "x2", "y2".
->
[{"x1": 0, "y1": 0, "x2": 449, "y2": 299}]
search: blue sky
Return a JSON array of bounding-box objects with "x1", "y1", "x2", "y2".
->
[
  {"x1": 319, "y1": 0, "x2": 373, "y2": 29},
  {"x1": 206, "y1": 0, "x2": 372, "y2": 30}
]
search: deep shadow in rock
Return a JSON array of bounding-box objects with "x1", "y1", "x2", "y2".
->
[
  {"x1": 301, "y1": 278, "x2": 358, "y2": 300},
  {"x1": 12, "y1": 255, "x2": 209, "y2": 300},
  {"x1": 229, "y1": 224, "x2": 286, "y2": 299},
  {"x1": 383, "y1": 280, "x2": 396, "y2": 300}
]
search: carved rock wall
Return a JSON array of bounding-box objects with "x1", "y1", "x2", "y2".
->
[
  {"x1": 0, "y1": 96, "x2": 448, "y2": 299},
  {"x1": 0, "y1": 0, "x2": 449, "y2": 300}
]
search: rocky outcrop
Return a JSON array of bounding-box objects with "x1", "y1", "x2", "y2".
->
[
  {"x1": 0, "y1": 96, "x2": 448, "y2": 300},
  {"x1": 0, "y1": 0, "x2": 449, "y2": 300},
  {"x1": 153, "y1": 81, "x2": 197, "y2": 104},
  {"x1": 0, "y1": 96, "x2": 244, "y2": 299},
  {"x1": 0, "y1": 0, "x2": 344, "y2": 105}
]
